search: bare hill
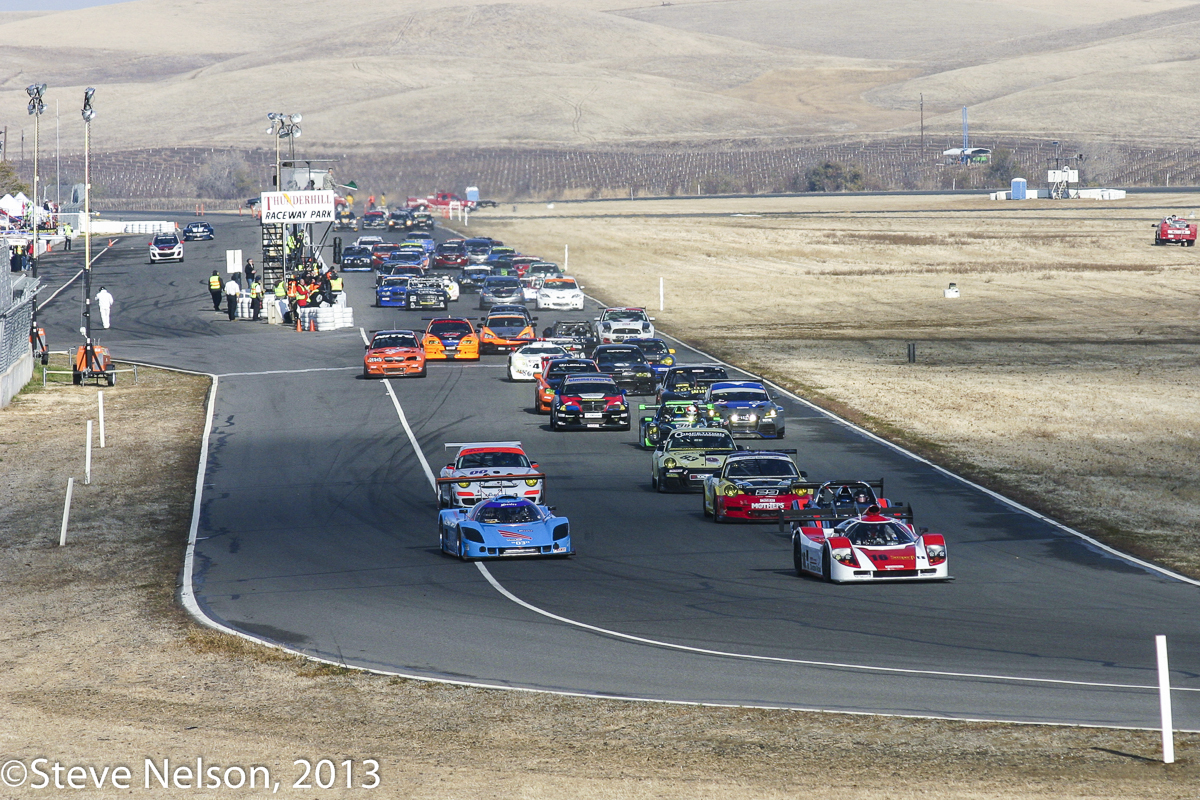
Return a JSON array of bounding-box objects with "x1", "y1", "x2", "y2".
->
[{"x1": 1, "y1": 0, "x2": 1198, "y2": 159}]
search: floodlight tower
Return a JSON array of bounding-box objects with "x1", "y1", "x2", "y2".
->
[
  {"x1": 81, "y1": 88, "x2": 97, "y2": 372},
  {"x1": 266, "y1": 112, "x2": 302, "y2": 189},
  {"x1": 26, "y1": 83, "x2": 46, "y2": 339}
]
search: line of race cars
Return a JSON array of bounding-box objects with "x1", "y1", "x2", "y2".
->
[{"x1": 358, "y1": 229, "x2": 951, "y2": 583}]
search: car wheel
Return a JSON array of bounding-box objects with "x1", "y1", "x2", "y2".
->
[
  {"x1": 417, "y1": 365, "x2": 427, "y2": 378},
  {"x1": 456, "y1": 531, "x2": 466, "y2": 560},
  {"x1": 793, "y1": 541, "x2": 805, "y2": 576},
  {"x1": 702, "y1": 490, "x2": 712, "y2": 517},
  {"x1": 713, "y1": 499, "x2": 726, "y2": 523},
  {"x1": 363, "y1": 366, "x2": 371, "y2": 379},
  {"x1": 656, "y1": 469, "x2": 668, "y2": 493},
  {"x1": 822, "y1": 546, "x2": 833, "y2": 582}
]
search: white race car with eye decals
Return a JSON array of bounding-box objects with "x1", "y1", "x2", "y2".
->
[
  {"x1": 438, "y1": 442, "x2": 544, "y2": 508},
  {"x1": 508, "y1": 342, "x2": 570, "y2": 381},
  {"x1": 780, "y1": 505, "x2": 950, "y2": 583}
]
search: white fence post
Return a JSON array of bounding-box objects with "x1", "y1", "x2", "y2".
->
[
  {"x1": 564, "y1": 244, "x2": 569, "y2": 271},
  {"x1": 98, "y1": 390, "x2": 106, "y2": 448},
  {"x1": 659, "y1": 276, "x2": 664, "y2": 312},
  {"x1": 85, "y1": 420, "x2": 93, "y2": 485},
  {"x1": 1157, "y1": 635, "x2": 1175, "y2": 764},
  {"x1": 59, "y1": 477, "x2": 74, "y2": 546}
]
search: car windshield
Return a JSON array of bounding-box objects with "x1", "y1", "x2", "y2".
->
[
  {"x1": 725, "y1": 458, "x2": 798, "y2": 478},
  {"x1": 467, "y1": 245, "x2": 491, "y2": 254},
  {"x1": 457, "y1": 451, "x2": 531, "y2": 469},
  {"x1": 430, "y1": 321, "x2": 472, "y2": 336},
  {"x1": 487, "y1": 316, "x2": 527, "y2": 329},
  {"x1": 153, "y1": 236, "x2": 177, "y2": 246},
  {"x1": 603, "y1": 310, "x2": 647, "y2": 323},
  {"x1": 631, "y1": 340, "x2": 667, "y2": 355},
  {"x1": 542, "y1": 278, "x2": 577, "y2": 290},
  {"x1": 365, "y1": 211, "x2": 384, "y2": 218},
  {"x1": 711, "y1": 389, "x2": 770, "y2": 403},
  {"x1": 380, "y1": 277, "x2": 409, "y2": 287},
  {"x1": 475, "y1": 502, "x2": 543, "y2": 524},
  {"x1": 520, "y1": 345, "x2": 566, "y2": 356},
  {"x1": 598, "y1": 348, "x2": 643, "y2": 360},
  {"x1": 407, "y1": 234, "x2": 432, "y2": 241},
  {"x1": 560, "y1": 381, "x2": 617, "y2": 395},
  {"x1": 665, "y1": 406, "x2": 699, "y2": 420},
  {"x1": 553, "y1": 323, "x2": 590, "y2": 337},
  {"x1": 667, "y1": 431, "x2": 735, "y2": 451},
  {"x1": 464, "y1": 268, "x2": 490, "y2": 276},
  {"x1": 485, "y1": 278, "x2": 521, "y2": 289},
  {"x1": 669, "y1": 369, "x2": 726, "y2": 388},
  {"x1": 372, "y1": 333, "x2": 418, "y2": 348},
  {"x1": 374, "y1": 244, "x2": 399, "y2": 253},
  {"x1": 438, "y1": 244, "x2": 464, "y2": 254},
  {"x1": 841, "y1": 521, "x2": 917, "y2": 546},
  {"x1": 343, "y1": 246, "x2": 369, "y2": 257},
  {"x1": 820, "y1": 485, "x2": 879, "y2": 506},
  {"x1": 548, "y1": 362, "x2": 598, "y2": 378}
]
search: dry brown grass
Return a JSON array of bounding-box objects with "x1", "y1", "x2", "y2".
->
[{"x1": 467, "y1": 191, "x2": 1200, "y2": 576}]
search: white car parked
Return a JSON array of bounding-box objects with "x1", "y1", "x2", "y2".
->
[
  {"x1": 537, "y1": 276, "x2": 586, "y2": 311},
  {"x1": 507, "y1": 342, "x2": 570, "y2": 381}
]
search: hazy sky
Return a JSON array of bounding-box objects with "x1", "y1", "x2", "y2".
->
[{"x1": 0, "y1": 0, "x2": 126, "y2": 10}]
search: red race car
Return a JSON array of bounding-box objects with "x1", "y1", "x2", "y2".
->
[{"x1": 701, "y1": 450, "x2": 811, "y2": 522}]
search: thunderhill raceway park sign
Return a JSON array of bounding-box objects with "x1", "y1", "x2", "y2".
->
[{"x1": 259, "y1": 191, "x2": 336, "y2": 223}]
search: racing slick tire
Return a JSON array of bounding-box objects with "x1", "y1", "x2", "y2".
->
[
  {"x1": 713, "y1": 499, "x2": 728, "y2": 523},
  {"x1": 417, "y1": 364, "x2": 427, "y2": 378},
  {"x1": 702, "y1": 491, "x2": 712, "y2": 517},
  {"x1": 793, "y1": 541, "x2": 804, "y2": 576},
  {"x1": 821, "y1": 546, "x2": 833, "y2": 582},
  {"x1": 363, "y1": 366, "x2": 371, "y2": 379},
  {"x1": 655, "y1": 468, "x2": 668, "y2": 493}
]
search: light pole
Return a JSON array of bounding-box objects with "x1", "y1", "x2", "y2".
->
[
  {"x1": 266, "y1": 112, "x2": 302, "y2": 189},
  {"x1": 81, "y1": 88, "x2": 96, "y2": 372},
  {"x1": 26, "y1": 84, "x2": 46, "y2": 273}
]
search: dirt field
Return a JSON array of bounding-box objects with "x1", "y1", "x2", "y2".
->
[
  {"x1": 469, "y1": 191, "x2": 1200, "y2": 577},
  {"x1": 1, "y1": 356, "x2": 1198, "y2": 798}
]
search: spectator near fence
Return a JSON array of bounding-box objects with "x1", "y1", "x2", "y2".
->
[{"x1": 224, "y1": 277, "x2": 240, "y2": 321}]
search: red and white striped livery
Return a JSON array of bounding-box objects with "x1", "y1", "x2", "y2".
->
[{"x1": 781, "y1": 505, "x2": 950, "y2": 583}]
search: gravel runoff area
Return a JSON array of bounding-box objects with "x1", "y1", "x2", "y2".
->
[
  {"x1": 0, "y1": 334, "x2": 1197, "y2": 791},
  {"x1": 473, "y1": 191, "x2": 1200, "y2": 578}
]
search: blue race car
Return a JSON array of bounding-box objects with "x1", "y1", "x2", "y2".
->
[
  {"x1": 438, "y1": 494, "x2": 573, "y2": 560},
  {"x1": 376, "y1": 275, "x2": 411, "y2": 307},
  {"x1": 340, "y1": 244, "x2": 374, "y2": 272},
  {"x1": 703, "y1": 380, "x2": 786, "y2": 438},
  {"x1": 181, "y1": 221, "x2": 214, "y2": 241}
]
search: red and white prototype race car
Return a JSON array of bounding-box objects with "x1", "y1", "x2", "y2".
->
[
  {"x1": 780, "y1": 504, "x2": 950, "y2": 583},
  {"x1": 438, "y1": 441, "x2": 545, "y2": 508}
]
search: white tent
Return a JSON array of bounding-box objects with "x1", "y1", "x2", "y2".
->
[{"x1": 0, "y1": 194, "x2": 24, "y2": 218}]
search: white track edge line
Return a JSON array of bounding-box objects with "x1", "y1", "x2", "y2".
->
[
  {"x1": 475, "y1": 562, "x2": 1195, "y2": 693},
  {"x1": 35, "y1": 242, "x2": 114, "y2": 312},
  {"x1": 383, "y1": 377, "x2": 438, "y2": 492}
]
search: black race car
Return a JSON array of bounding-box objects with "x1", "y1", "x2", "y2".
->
[
  {"x1": 340, "y1": 244, "x2": 374, "y2": 271},
  {"x1": 541, "y1": 320, "x2": 597, "y2": 357},
  {"x1": 657, "y1": 365, "x2": 730, "y2": 403},
  {"x1": 592, "y1": 344, "x2": 656, "y2": 396},
  {"x1": 550, "y1": 375, "x2": 630, "y2": 431},
  {"x1": 181, "y1": 221, "x2": 214, "y2": 241}
]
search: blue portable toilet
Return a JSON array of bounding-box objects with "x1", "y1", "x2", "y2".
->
[
  {"x1": 465, "y1": 186, "x2": 480, "y2": 204},
  {"x1": 1010, "y1": 178, "x2": 1027, "y2": 200}
]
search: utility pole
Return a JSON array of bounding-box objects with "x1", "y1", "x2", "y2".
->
[{"x1": 920, "y1": 93, "x2": 924, "y2": 150}]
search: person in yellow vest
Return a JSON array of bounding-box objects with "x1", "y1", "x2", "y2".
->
[
  {"x1": 285, "y1": 277, "x2": 300, "y2": 323},
  {"x1": 207, "y1": 270, "x2": 223, "y2": 311},
  {"x1": 327, "y1": 269, "x2": 344, "y2": 304},
  {"x1": 62, "y1": 223, "x2": 73, "y2": 251},
  {"x1": 250, "y1": 279, "x2": 264, "y2": 321}
]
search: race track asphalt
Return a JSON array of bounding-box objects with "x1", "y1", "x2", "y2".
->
[{"x1": 30, "y1": 211, "x2": 1200, "y2": 729}]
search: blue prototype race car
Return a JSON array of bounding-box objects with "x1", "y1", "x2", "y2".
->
[{"x1": 438, "y1": 492, "x2": 573, "y2": 560}]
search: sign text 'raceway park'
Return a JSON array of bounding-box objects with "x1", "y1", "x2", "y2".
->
[{"x1": 259, "y1": 191, "x2": 336, "y2": 223}]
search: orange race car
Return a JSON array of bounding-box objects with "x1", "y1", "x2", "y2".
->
[
  {"x1": 533, "y1": 357, "x2": 600, "y2": 414},
  {"x1": 363, "y1": 329, "x2": 427, "y2": 378},
  {"x1": 478, "y1": 310, "x2": 538, "y2": 355},
  {"x1": 422, "y1": 317, "x2": 481, "y2": 361}
]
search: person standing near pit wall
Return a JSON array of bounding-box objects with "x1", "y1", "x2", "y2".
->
[
  {"x1": 208, "y1": 270, "x2": 223, "y2": 311},
  {"x1": 250, "y1": 278, "x2": 264, "y2": 321},
  {"x1": 224, "y1": 276, "x2": 241, "y2": 321}
]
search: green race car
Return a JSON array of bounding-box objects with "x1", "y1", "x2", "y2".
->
[
  {"x1": 650, "y1": 428, "x2": 739, "y2": 493},
  {"x1": 637, "y1": 400, "x2": 711, "y2": 449}
]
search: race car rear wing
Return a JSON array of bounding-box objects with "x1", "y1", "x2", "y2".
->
[
  {"x1": 734, "y1": 448, "x2": 798, "y2": 454},
  {"x1": 436, "y1": 472, "x2": 546, "y2": 485},
  {"x1": 444, "y1": 441, "x2": 523, "y2": 450},
  {"x1": 821, "y1": 479, "x2": 885, "y2": 493},
  {"x1": 777, "y1": 502, "x2": 914, "y2": 534}
]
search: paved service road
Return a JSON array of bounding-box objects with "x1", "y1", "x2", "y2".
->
[{"x1": 33, "y1": 212, "x2": 1200, "y2": 729}]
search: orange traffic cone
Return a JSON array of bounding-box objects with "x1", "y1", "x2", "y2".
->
[
  {"x1": 295, "y1": 315, "x2": 302, "y2": 332},
  {"x1": 308, "y1": 317, "x2": 316, "y2": 332}
]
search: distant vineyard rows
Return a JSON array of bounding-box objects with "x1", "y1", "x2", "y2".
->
[{"x1": 25, "y1": 136, "x2": 1200, "y2": 205}]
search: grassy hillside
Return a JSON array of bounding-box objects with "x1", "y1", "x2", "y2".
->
[{"x1": 3, "y1": 0, "x2": 1199, "y2": 157}]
